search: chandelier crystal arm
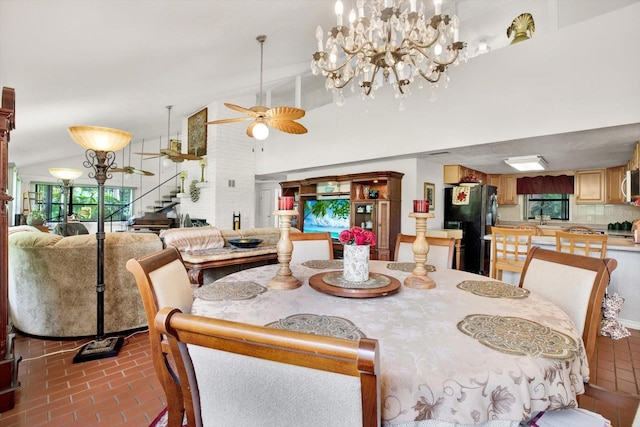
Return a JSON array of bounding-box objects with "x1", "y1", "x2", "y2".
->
[{"x1": 311, "y1": 0, "x2": 466, "y2": 103}]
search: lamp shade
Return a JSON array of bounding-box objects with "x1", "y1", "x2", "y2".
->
[
  {"x1": 49, "y1": 168, "x2": 83, "y2": 181},
  {"x1": 68, "y1": 126, "x2": 132, "y2": 152}
]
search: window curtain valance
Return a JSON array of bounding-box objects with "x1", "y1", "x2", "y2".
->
[{"x1": 516, "y1": 175, "x2": 574, "y2": 194}]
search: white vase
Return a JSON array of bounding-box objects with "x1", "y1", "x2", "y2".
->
[{"x1": 343, "y1": 244, "x2": 370, "y2": 282}]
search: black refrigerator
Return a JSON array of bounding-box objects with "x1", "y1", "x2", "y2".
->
[{"x1": 444, "y1": 184, "x2": 498, "y2": 275}]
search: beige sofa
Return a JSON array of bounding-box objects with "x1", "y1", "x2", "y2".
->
[
  {"x1": 160, "y1": 226, "x2": 298, "y2": 285},
  {"x1": 8, "y1": 226, "x2": 163, "y2": 337}
]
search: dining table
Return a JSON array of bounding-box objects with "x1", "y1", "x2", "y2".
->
[{"x1": 191, "y1": 259, "x2": 589, "y2": 426}]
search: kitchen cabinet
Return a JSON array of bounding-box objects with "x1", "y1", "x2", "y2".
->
[
  {"x1": 497, "y1": 174, "x2": 518, "y2": 205},
  {"x1": 575, "y1": 169, "x2": 606, "y2": 204},
  {"x1": 486, "y1": 174, "x2": 500, "y2": 188},
  {"x1": 443, "y1": 165, "x2": 486, "y2": 185},
  {"x1": 605, "y1": 165, "x2": 626, "y2": 204}
]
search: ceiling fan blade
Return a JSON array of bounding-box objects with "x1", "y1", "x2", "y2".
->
[
  {"x1": 206, "y1": 117, "x2": 252, "y2": 125},
  {"x1": 177, "y1": 153, "x2": 203, "y2": 160},
  {"x1": 269, "y1": 119, "x2": 308, "y2": 135},
  {"x1": 224, "y1": 103, "x2": 255, "y2": 115},
  {"x1": 130, "y1": 168, "x2": 154, "y2": 176},
  {"x1": 266, "y1": 106, "x2": 306, "y2": 121},
  {"x1": 246, "y1": 121, "x2": 256, "y2": 138},
  {"x1": 110, "y1": 168, "x2": 129, "y2": 173},
  {"x1": 134, "y1": 152, "x2": 162, "y2": 156}
]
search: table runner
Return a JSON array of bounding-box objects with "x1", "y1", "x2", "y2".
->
[{"x1": 193, "y1": 262, "x2": 588, "y2": 426}]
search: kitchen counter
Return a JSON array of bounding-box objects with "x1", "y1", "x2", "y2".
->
[{"x1": 484, "y1": 234, "x2": 640, "y2": 328}]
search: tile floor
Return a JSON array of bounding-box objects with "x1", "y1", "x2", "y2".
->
[{"x1": 0, "y1": 328, "x2": 638, "y2": 427}]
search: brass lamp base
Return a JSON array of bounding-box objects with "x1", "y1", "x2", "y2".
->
[{"x1": 73, "y1": 337, "x2": 124, "y2": 364}]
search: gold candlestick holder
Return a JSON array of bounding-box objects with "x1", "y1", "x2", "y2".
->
[
  {"x1": 268, "y1": 210, "x2": 301, "y2": 290},
  {"x1": 404, "y1": 212, "x2": 436, "y2": 289}
]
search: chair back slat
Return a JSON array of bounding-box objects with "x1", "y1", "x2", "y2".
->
[
  {"x1": 490, "y1": 227, "x2": 535, "y2": 280},
  {"x1": 555, "y1": 230, "x2": 608, "y2": 258}
]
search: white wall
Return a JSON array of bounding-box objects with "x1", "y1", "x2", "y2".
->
[{"x1": 257, "y1": 4, "x2": 640, "y2": 176}]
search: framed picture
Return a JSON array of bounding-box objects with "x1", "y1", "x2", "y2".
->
[
  {"x1": 187, "y1": 108, "x2": 208, "y2": 156},
  {"x1": 424, "y1": 182, "x2": 435, "y2": 210}
]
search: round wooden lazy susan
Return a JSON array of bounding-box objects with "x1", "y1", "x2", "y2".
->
[{"x1": 308, "y1": 271, "x2": 401, "y2": 298}]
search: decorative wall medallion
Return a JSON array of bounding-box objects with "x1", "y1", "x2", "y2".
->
[{"x1": 189, "y1": 179, "x2": 200, "y2": 202}]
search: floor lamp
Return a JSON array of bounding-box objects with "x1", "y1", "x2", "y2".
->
[
  {"x1": 67, "y1": 125, "x2": 132, "y2": 363},
  {"x1": 48, "y1": 168, "x2": 83, "y2": 227}
]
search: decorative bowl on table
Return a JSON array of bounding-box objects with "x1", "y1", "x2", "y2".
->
[{"x1": 228, "y1": 238, "x2": 262, "y2": 249}]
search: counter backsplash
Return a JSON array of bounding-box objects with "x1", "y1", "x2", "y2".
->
[{"x1": 498, "y1": 202, "x2": 640, "y2": 229}]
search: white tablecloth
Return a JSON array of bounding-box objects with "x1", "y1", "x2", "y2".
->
[{"x1": 191, "y1": 261, "x2": 588, "y2": 426}]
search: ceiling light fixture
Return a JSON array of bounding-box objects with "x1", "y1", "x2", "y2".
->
[
  {"x1": 504, "y1": 155, "x2": 547, "y2": 172},
  {"x1": 207, "y1": 35, "x2": 307, "y2": 139},
  {"x1": 311, "y1": 0, "x2": 466, "y2": 104}
]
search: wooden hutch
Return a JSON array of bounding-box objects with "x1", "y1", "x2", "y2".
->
[{"x1": 280, "y1": 171, "x2": 403, "y2": 260}]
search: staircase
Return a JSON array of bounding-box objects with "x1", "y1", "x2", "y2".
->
[{"x1": 146, "y1": 187, "x2": 180, "y2": 214}]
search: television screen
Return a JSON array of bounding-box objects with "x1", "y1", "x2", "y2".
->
[{"x1": 303, "y1": 199, "x2": 350, "y2": 239}]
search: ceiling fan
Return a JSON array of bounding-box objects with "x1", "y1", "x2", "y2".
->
[
  {"x1": 112, "y1": 143, "x2": 154, "y2": 176},
  {"x1": 206, "y1": 35, "x2": 308, "y2": 140},
  {"x1": 135, "y1": 106, "x2": 203, "y2": 163}
]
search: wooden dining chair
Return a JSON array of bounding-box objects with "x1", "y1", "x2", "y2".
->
[
  {"x1": 514, "y1": 223, "x2": 544, "y2": 235},
  {"x1": 155, "y1": 307, "x2": 381, "y2": 427},
  {"x1": 518, "y1": 246, "x2": 617, "y2": 368},
  {"x1": 290, "y1": 232, "x2": 334, "y2": 263},
  {"x1": 126, "y1": 247, "x2": 194, "y2": 427},
  {"x1": 562, "y1": 225, "x2": 596, "y2": 234},
  {"x1": 490, "y1": 227, "x2": 535, "y2": 281},
  {"x1": 394, "y1": 233, "x2": 455, "y2": 269},
  {"x1": 555, "y1": 230, "x2": 608, "y2": 258}
]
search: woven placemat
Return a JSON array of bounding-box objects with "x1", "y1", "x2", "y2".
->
[
  {"x1": 266, "y1": 313, "x2": 366, "y2": 340},
  {"x1": 456, "y1": 280, "x2": 530, "y2": 299},
  {"x1": 302, "y1": 259, "x2": 344, "y2": 269},
  {"x1": 457, "y1": 314, "x2": 577, "y2": 360},
  {"x1": 194, "y1": 281, "x2": 267, "y2": 301},
  {"x1": 322, "y1": 271, "x2": 391, "y2": 289},
  {"x1": 386, "y1": 262, "x2": 436, "y2": 273}
]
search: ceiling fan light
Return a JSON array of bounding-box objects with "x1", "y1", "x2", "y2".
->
[
  {"x1": 253, "y1": 122, "x2": 269, "y2": 140},
  {"x1": 162, "y1": 157, "x2": 174, "y2": 168}
]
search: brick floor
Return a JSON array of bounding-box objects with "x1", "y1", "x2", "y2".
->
[{"x1": 0, "y1": 328, "x2": 638, "y2": 426}]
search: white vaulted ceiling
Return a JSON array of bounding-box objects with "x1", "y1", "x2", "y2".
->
[{"x1": 1, "y1": 0, "x2": 639, "y2": 174}]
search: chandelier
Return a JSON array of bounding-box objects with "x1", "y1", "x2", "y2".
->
[{"x1": 311, "y1": 0, "x2": 466, "y2": 104}]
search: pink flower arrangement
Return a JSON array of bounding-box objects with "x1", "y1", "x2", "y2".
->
[{"x1": 338, "y1": 226, "x2": 376, "y2": 246}]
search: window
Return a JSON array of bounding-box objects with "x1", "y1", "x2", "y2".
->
[
  {"x1": 525, "y1": 194, "x2": 570, "y2": 221},
  {"x1": 35, "y1": 183, "x2": 133, "y2": 222}
]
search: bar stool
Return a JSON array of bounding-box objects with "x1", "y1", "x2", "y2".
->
[
  {"x1": 555, "y1": 230, "x2": 608, "y2": 258},
  {"x1": 490, "y1": 227, "x2": 535, "y2": 281}
]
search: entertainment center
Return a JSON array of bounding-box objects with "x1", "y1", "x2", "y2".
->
[{"x1": 280, "y1": 171, "x2": 403, "y2": 260}]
